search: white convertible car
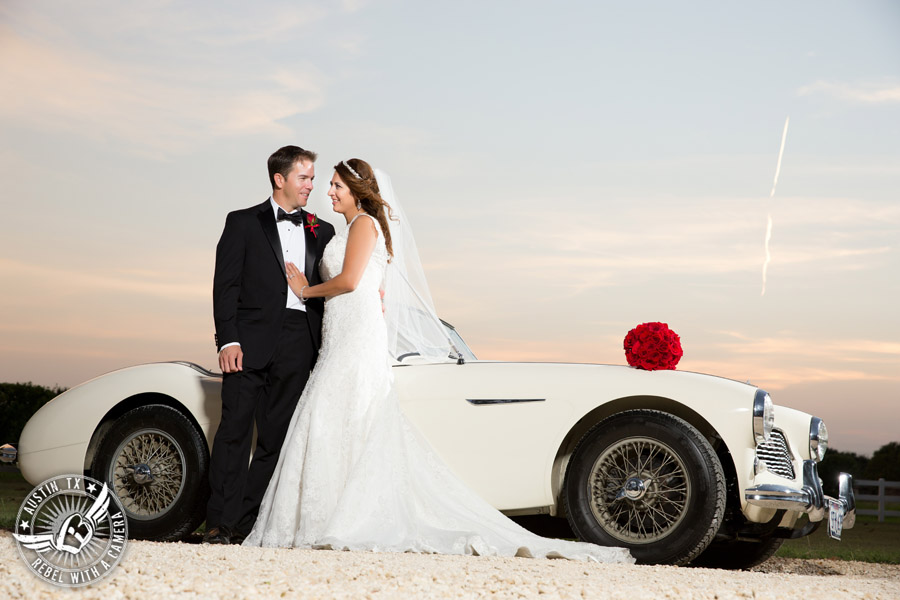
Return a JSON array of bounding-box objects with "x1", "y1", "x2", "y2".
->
[{"x1": 11, "y1": 322, "x2": 855, "y2": 568}]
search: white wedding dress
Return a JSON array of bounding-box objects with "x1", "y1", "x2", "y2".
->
[{"x1": 243, "y1": 214, "x2": 632, "y2": 563}]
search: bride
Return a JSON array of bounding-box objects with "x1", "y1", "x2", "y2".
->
[{"x1": 242, "y1": 158, "x2": 632, "y2": 563}]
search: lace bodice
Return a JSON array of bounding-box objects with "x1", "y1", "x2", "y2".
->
[
  {"x1": 320, "y1": 213, "x2": 387, "y2": 296},
  {"x1": 317, "y1": 213, "x2": 389, "y2": 367}
]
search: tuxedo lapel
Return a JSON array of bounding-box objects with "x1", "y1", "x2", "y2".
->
[
  {"x1": 257, "y1": 200, "x2": 286, "y2": 277},
  {"x1": 301, "y1": 209, "x2": 317, "y2": 280}
]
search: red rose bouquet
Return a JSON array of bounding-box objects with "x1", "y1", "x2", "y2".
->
[{"x1": 623, "y1": 322, "x2": 683, "y2": 371}]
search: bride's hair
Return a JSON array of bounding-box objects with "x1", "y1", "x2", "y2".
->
[{"x1": 335, "y1": 158, "x2": 395, "y2": 260}]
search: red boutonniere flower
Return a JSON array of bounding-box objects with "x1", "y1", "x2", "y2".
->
[
  {"x1": 623, "y1": 322, "x2": 683, "y2": 371},
  {"x1": 305, "y1": 213, "x2": 320, "y2": 238}
]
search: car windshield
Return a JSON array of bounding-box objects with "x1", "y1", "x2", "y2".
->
[
  {"x1": 393, "y1": 320, "x2": 477, "y2": 363},
  {"x1": 442, "y1": 321, "x2": 477, "y2": 361}
]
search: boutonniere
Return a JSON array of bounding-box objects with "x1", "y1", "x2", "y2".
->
[{"x1": 305, "y1": 213, "x2": 320, "y2": 238}]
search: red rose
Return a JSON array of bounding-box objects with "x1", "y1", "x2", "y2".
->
[
  {"x1": 305, "y1": 213, "x2": 320, "y2": 238},
  {"x1": 623, "y1": 322, "x2": 683, "y2": 371}
]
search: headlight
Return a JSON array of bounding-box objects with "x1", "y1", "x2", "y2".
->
[
  {"x1": 809, "y1": 417, "x2": 828, "y2": 462},
  {"x1": 752, "y1": 390, "x2": 774, "y2": 445}
]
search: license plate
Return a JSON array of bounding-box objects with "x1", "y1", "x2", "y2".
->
[{"x1": 827, "y1": 498, "x2": 844, "y2": 540}]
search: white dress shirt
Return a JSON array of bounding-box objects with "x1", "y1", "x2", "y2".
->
[{"x1": 271, "y1": 197, "x2": 307, "y2": 312}]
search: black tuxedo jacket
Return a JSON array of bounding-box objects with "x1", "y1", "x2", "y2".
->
[{"x1": 213, "y1": 199, "x2": 336, "y2": 369}]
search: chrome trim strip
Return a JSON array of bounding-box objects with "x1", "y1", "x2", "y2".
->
[
  {"x1": 168, "y1": 361, "x2": 221, "y2": 377},
  {"x1": 465, "y1": 398, "x2": 546, "y2": 405},
  {"x1": 745, "y1": 487, "x2": 812, "y2": 510}
]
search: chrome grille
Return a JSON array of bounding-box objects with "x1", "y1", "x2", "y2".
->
[{"x1": 756, "y1": 430, "x2": 795, "y2": 479}]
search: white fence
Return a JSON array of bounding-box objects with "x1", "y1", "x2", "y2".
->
[{"x1": 854, "y1": 478, "x2": 900, "y2": 522}]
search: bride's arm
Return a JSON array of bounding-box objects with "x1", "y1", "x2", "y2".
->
[{"x1": 286, "y1": 217, "x2": 377, "y2": 299}]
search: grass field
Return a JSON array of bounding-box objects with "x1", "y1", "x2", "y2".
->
[
  {"x1": 777, "y1": 516, "x2": 900, "y2": 564},
  {"x1": 2, "y1": 468, "x2": 897, "y2": 564},
  {"x1": 0, "y1": 469, "x2": 31, "y2": 530}
]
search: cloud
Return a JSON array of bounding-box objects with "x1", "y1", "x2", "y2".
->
[
  {"x1": 164, "y1": 6, "x2": 328, "y2": 46},
  {"x1": 0, "y1": 19, "x2": 325, "y2": 155},
  {"x1": 433, "y1": 196, "x2": 898, "y2": 299},
  {"x1": 446, "y1": 329, "x2": 900, "y2": 394},
  {"x1": 340, "y1": 0, "x2": 371, "y2": 13},
  {"x1": 0, "y1": 257, "x2": 208, "y2": 302},
  {"x1": 0, "y1": 255, "x2": 212, "y2": 368},
  {"x1": 687, "y1": 362, "x2": 890, "y2": 390},
  {"x1": 798, "y1": 80, "x2": 900, "y2": 104},
  {"x1": 715, "y1": 330, "x2": 900, "y2": 361},
  {"x1": 682, "y1": 330, "x2": 900, "y2": 391},
  {"x1": 472, "y1": 337, "x2": 619, "y2": 363},
  {"x1": 772, "y1": 379, "x2": 899, "y2": 455}
]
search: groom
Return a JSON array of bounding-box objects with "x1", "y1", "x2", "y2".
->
[{"x1": 206, "y1": 145, "x2": 335, "y2": 544}]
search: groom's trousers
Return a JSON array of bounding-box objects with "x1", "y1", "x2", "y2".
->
[{"x1": 207, "y1": 309, "x2": 317, "y2": 535}]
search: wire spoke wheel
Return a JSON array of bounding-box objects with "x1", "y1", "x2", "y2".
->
[
  {"x1": 110, "y1": 428, "x2": 186, "y2": 519},
  {"x1": 565, "y1": 410, "x2": 725, "y2": 565},
  {"x1": 588, "y1": 437, "x2": 689, "y2": 544},
  {"x1": 92, "y1": 405, "x2": 209, "y2": 540}
]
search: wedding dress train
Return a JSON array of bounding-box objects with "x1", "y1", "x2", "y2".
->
[{"x1": 243, "y1": 214, "x2": 632, "y2": 563}]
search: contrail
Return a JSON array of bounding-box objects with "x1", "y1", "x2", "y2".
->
[
  {"x1": 770, "y1": 116, "x2": 790, "y2": 199},
  {"x1": 762, "y1": 116, "x2": 789, "y2": 296},
  {"x1": 762, "y1": 214, "x2": 773, "y2": 295}
]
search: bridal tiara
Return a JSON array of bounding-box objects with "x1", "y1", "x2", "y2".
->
[{"x1": 341, "y1": 160, "x2": 362, "y2": 180}]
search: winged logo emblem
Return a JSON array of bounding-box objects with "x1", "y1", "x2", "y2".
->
[{"x1": 14, "y1": 483, "x2": 111, "y2": 555}]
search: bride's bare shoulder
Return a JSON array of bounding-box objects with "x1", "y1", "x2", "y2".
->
[{"x1": 349, "y1": 213, "x2": 379, "y2": 235}]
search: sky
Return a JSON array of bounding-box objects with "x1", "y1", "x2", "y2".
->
[{"x1": 1, "y1": 0, "x2": 898, "y2": 455}]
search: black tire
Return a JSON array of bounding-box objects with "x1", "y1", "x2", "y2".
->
[
  {"x1": 690, "y1": 536, "x2": 784, "y2": 570},
  {"x1": 564, "y1": 409, "x2": 726, "y2": 565},
  {"x1": 91, "y1": 404, "x2": 210, "y2": 541}
]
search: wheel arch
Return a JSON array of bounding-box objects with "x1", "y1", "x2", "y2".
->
[
  {"x1": 550, "y1": 395, "x2": 736, "y2": 515},
  {"x1": 83, "y1": 393, "x2": 209, "y2": 476}
]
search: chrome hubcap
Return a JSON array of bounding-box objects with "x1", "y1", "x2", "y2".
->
[
  {"x1": 588, "y1": 437, "x2": 690, "y2": 544},
  {"x1": 132, "y1": 463, "x2": 153, "y2": 485},
  {"x1": 110, "y1": 429, "x2": 186, "y2": 520},
  {"x1": 618, "y1": 476, "x2": 648, "y2": 501}
]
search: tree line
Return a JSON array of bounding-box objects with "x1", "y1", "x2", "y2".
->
[
  {"x1": 0, "y1": 382, "x2": 67, "y2": 445},
  {"x1": 817, "y1": 443, "x2": 900, "y2": 496}
]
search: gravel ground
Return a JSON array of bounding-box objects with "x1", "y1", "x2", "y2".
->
[{"x1": 2, "y1": 532, "x2": 898, "y2": 599}]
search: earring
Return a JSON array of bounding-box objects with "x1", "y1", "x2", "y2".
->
[{"x1": 356, "y1": 201, "x2": 362, "y2": 210}]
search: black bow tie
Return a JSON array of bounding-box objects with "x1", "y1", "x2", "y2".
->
[{"x1": 277, "y1": 208, "x2": 305, "y2": 225}]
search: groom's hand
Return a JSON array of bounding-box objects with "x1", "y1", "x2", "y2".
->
[{"x1": 219, "y1": 345, "x2": 243, "y2": 373}]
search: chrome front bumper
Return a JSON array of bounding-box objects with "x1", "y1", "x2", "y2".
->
[{"x1": 744, "y1": 460, "x2": 856, "y2": 528}]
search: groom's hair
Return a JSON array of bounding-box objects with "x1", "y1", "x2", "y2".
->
[{"x1": 268, "y1": 146, "x2": 318, "y2": 189}]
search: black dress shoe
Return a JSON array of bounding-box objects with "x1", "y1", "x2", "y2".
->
[
  {"x1": 230, "y1": 530, "x2": 247, "y2": 545},
  {"x1": 202, "y1": 525, "x2": 232, "y2": 545}
]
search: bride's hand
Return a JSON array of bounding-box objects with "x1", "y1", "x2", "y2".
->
[{"x1": 286, "y1": 262, "x2": 310, "y2": 298}]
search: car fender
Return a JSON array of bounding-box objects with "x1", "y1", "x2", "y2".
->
[{"x1": 18, "y1": 362, "x2": 220, "y2": 485}]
